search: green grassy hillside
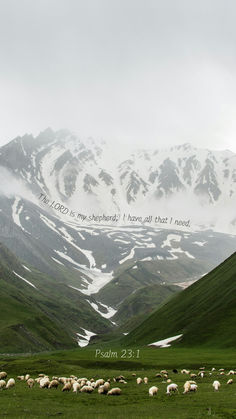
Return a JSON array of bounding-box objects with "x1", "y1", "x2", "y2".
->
[
  {"x1": 122, "y1": 252, "x2": 236, "y2": 348},
  {"x1": 0, "y1": 242, "x2": 112, "y2": 353}
]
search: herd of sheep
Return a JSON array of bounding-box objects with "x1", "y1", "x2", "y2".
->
[{"x1": 0, "y1": 367, "x2": 235, "y2": 397}]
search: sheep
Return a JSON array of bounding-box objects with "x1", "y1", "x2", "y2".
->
[
  {"x1": 95, "y1": 379, "x2": 105, "y2": 388},
  {"x1": 62, "y1": 382, "x2": 72, "y2": 392},
  {"x1": 0, "y1": 380, "x2": 6, "y2": 389},
  {"x1": 107, "y1": 387, "x2": 121, "y2": 396},
  {"x1": 136, "y1": 377, "x2": 142, "y2": 385},
  {"x1": 190, "y1": 384, "x2": 198, "y2": 392},
  {"x1": 80, "y1": 385, "x2": 94, "y2": 393},
  {"x1": 227, "y1": 370, "x2": 235, "y2": 375},
  {"x1": 227, "y1": 379, "x2": 233, "y2": 385},
  {"x1": 6, "y1": 379, "x2": 15, "y2": 389},
  {"x1": 114, "y1": 377, "x2": 126, "y2": 384},
  {"x1": 183, "y1": 381, "x2": 197, "y2": 394},
  {"x1": 103, "y1": 382, "x2": 111, "y2": 391},
  {"x1": 98, "y1": 385, "x2": 106, "y2": 394},
  {"x1": 212, "y1": 380, "x2": 221, "y2": 391},
  {"x1": 48, "y1": 380, "x2": 59, "y2": 389},
  {"x1": 143, "y1": 377, "x2": 148, "y2": 384},
  {"x1": 59, "y1": 377, "x2": 67, "y2": 385},
  {"x1": 25, "y1": 374, "x2": 30, "y2": 381},
  {"x1": 78, "y1": 377, "x2": 88, "y2": 383},
  {"x1": 172, "y1": 369, "x2": 178, "y2": 374},
  {"x1": 17, "y1": 375, "x2": 25, "y2": 381},
  {"x1": 27, "y1": 378, "x2": 35, "y2": 388},
  {"x1": 155, "y1": 373, "x2": 162, "y2": 378},
  {"x1": 39, "y1": 377, "x2": 50, "y2": 389},
  {"x1": 98, "y1": 383, "x2": 112, "y2": 394},
  {"x1": 0, "y1": 372, "x2": 7, "y2": 380},
  {"x1": 35, "y1": 377, "x2": 41, "y2": 384},
  {"x1": 73, "y1": 382, "x2": 80, "y2": 393},
  {"x1": 183, "y1": 381, "x2": 191, "y2": 394},
  {"x1": 181, "y1": 369, "x2": 190, "y2": 375},
  {"x1": 190, "y1": 374, "x2": 197, "y2": 379},
  {"x1": 160, "y1": 370, "x2": 168, "y2": 375},
  {"x1": 166, "y1": 383, "x2": 178, "y2": 395},
  {"x1": 166, "y1": 379, "x2": 172, "y2": 384},
  {"x1": 80, "y1": 379, "x2": 87, "y2": 387},
  {"x1": 149, "y1": 386, "x2": 158, "y2": 396}
]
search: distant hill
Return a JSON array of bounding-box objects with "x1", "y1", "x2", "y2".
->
[
  {"x1": 122, "y1": 252, "x2": 236, "y2": 348},
  {"x1": 112, "y1": 282, "x2": 181, "y2": 332}
]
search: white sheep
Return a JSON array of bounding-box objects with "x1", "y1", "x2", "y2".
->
[
  {"x1": 0, "y1": 380, "x2": 6, "y2": 389},
  {"x1": 49, "y1": 380, "x2": 59, "y2": 389},
  {"x1": 95, "y1": 379, "x2": 105, "y2": 388},
  {"x1": 40, "y1": 377, "x2": 50, "y2": 389},
  {"x1": 149, "y1": 386, "x2": 158, "y2": 396},
  {"x1": 212, "y1": 380, "x2": 220, "y2": 391},
  {"x1": 183, "y1": 381, "x2": 191, "y2": 394},
  {"x1": 25, "y1": 374, "x2": 30, "y2": 381},
  {"x1": 62, "y1": 382, "x2": 72, "y2": 392},
  {"x1": 6, "y1": 379, "x2": 15, "y2": 389},
  {"x1": 80, "y1": 385, "x2": 94, "y2": 393},
  {"x1": 72, "y1": 382, "x2": 80, "y2": 393},
  {"x1": 227, "y1": 370, "x2": 235, "y2": 375},
  {"x1": 166, "y1": 383, "x2": 178, "y2": 394},
  {"x1": 0, "y1": 372, "x2": 7, "y2": 380},
  {"x1": 181, "y1": 369, "x2": 190, "y2": 375},
  {"x1": 59, "y1": 377, "x2": 67, "y2": 385},
  {"x1": 107, "y1": 387, "x2": 121, "y2": 395},
  {"x1": 227, "y1": 379, "x2": 233, "y2": 385},
  {"x1": 27, "y1": 378, "x2": 35, "y2": 388},
  {"x1": 136, "y1": 377, "x2": 142, "y2": 385},
  {"x1": 190, "y1": 384, "x2": 198, "y2": 392}
]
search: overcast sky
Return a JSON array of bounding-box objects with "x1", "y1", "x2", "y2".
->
[{"x1": 1, "y1": 0, "x2": 236, "y2": 152}]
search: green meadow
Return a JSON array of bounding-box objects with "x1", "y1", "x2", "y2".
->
[{"x1": 0, "y1": 346, "x2": 236, "y2": 418}]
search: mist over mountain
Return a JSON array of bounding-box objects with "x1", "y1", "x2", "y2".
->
[{"x1": 0, "y1": 128, "x2": 235, "y2": 234}]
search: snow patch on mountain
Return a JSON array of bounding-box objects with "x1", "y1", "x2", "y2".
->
[
  {"x1": 13, "y1": 271, "x2": 37, "y2": 289},
  {"x1": 86, "y1": 300, "x2": 117, "y2": 319},
  {"x1": 161, "y1": 234, "x2": 182, "y2": 248},
  {"x1": 148, "y1": 334, "x2": 183, "y2": 348},
  {"x1": 76, "y1": 328, "x2": 96, "y2": 347}
]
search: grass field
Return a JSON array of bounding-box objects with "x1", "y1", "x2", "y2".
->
[{"x1": 1, "y1": 346, "x2": 236, "y2": 418}]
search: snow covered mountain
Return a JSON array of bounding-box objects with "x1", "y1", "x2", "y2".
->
[{"x1": 0, "y1": 128, "x2": 235, "y2": 233}]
